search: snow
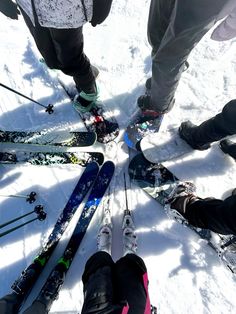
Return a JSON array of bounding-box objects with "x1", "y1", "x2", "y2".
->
[{"x1": 0, "y1": 1, "x2": 236, "y2": 313}]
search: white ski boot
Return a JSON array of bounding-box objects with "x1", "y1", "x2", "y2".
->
[
  {"x1": 122, "y1": 209, "x2": 137, "y2": 255},
  {"x1": 97, "y1": 207, "x2": 113, "y2": 254}
]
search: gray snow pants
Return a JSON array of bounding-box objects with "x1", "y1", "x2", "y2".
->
[{"x1": 148, "y1": 0, "x2": 227, "y2": 113}]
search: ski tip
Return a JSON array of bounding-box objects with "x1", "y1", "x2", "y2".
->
[
  {"x1": 102, "y1": 160, "x2": 115, "y2": 170},
  {"x1": 88, "y1": 152, "x2": 104, "y2": 165},
  {"x1": 99, "y1": 160, "x2": 115, "y2": 177},
  {"x1": 87, "y1": 160, "x2": 100, "y2": 171}
]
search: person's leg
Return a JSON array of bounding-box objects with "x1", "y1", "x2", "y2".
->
[
  {"x1": 184, "y1": 195, "x2": 236, "y2": 235},
  {"x1": 114, "y1": 254, "x2": 151, "y2": 314},
  {"x1": 21, "y1": 8, "x2": 96, "y2": 94},
  {"x1": 81, "y1": 251, "x2": 115, "y2": 313},
  {"x1": 49, "y1": 27, "x2": 97, "y2": 93},
  {"x1": 150, "y1": 0, "x2": 226, "y2": 113},
  {"x1": 179, "y1": 99, "x2": 236, "y2": 150},
  {"x1": 20, "y1": 9, "x2": 59, "y2": 69},
  {"x1": 212, "y1": 99, "x2": 236, "y2": 136},
  {"x1": 220, "y1": 139, "x2": 236, "y2": 160},
  {"x1": 167, "y1": 184, "x2": 236, "y2": 235},
  {"x1": 147, "y1": 0, "x2": 176, "y2": 57}
]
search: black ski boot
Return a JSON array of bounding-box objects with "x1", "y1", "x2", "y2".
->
[
  {"x1": 219, "y1": 139, "x2": 236, "y2": 161},
  {"x1": 137, "y1": 94, "x2": 153, "y2": 111},
  {"x1": 179, "y1": 121, "x2": 211, "y2": 150}
]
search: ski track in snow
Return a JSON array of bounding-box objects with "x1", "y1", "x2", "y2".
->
[{"x1": 1, "y1": 1, "x2": 236, "y2": 313}]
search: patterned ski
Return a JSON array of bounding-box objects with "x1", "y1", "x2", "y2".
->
[
  {"x1": 0, "y1": 129, "x2": 96, "y2": 147},
  {"x1": 0, "y1": 151, "x2": 104, "y2": 166}
]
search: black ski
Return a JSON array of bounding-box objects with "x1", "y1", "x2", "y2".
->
[{"x1": 0, "y1": 162, "x2": 99, "y2": 313}]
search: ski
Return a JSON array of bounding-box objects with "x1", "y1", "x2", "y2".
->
[
  {"x1": 24, "y1": 161, "x2": 115, "y2": 313},
  {"x1": 0, "y1": 161, "x2": 99, "y2": 313},
  {"x1": 0, "y1": 129, "x2": 96, "y2": 147},
  {"x1": 128, "y1": 153, "x2": 236, "y2": 274},
  {"x1": 0, "y1": 151, "x2": 104, "y2": 166}
]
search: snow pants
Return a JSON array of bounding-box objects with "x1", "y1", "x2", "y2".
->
[
  {"x1": 148, "y1": 0, "x2": 227, "y2": 113},
  {"x1": 189, "y1": 99, "x2": 236, "y2": 144},
  {"x1": 184, "y1": 194, "x2": 236, "y2": 235},
  {"x1": 20, "y1": 10, "x2": 95, "y2": 93},
  {"x1": 81, "y1": 251, "x2": 151, "y2": 314}
]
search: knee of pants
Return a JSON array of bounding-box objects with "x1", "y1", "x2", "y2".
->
[{"x1": 82, "y1": 251, "x2": 114, "y2": 285}]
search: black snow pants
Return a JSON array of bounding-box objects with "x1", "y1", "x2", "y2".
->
[
  {"x1": 81, "y1": 251, "x2": 151, "y2": 314},
  {"x1": 184, "y1": 194, "x2": 236, "y2": 235},
  {"x1": 148, "y1": 0, "x2": 227, "y2": 113},
  {"x1": 20, "y1": 10, "x2": 95, "y2": 93},
  {"x1": 190, "y1": 99, "x2": 236, "y2": 144},
  {"x1": 7, "y1": 252, "x2": 149, "y2": 314}
]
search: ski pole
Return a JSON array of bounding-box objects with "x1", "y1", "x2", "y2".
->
[
  {"x1": 0, "y1": 83, "x2": 54, "y2": 114},
  {"x1": 122, "y1": 173, "x2": 137, "y2": 253},
  {"x1": 0, "y1": 191, "x2": 37, "y2": 203},
  {"x1": 0, "y1": 205, "x2": 44, "y2": 229},
  {"x1": 0, "y1": 210, "x2": 47, "y2": 238},
  {"x1": 101, "y1": 187, "x2": 112, "y2": 227},
  {"x1": 123, "y1": 173, "x2": 131, "y2": 216}
]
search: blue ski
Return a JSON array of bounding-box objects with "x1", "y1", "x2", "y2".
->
[{"x1": 24, "y1": 161, "x2": 115, "y2": 313}]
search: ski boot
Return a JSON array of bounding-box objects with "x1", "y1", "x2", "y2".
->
[
  {"x1": 164, "y1": 181, "x2": 197, "y2": 224},
  {"x1": 122, "y1": 209, "x2": 137, "y2": 255},
  {"x1": 179, "y1": 121, "x2": 211, "y2": 150},
  {"x1": 73, "y1": 84, "x2": 99, "y2": 113},
  {"x1": 97, "y1": 208, "x2": 113, "y2": 254},
  {"x1": 219, "y1": 139, "x2": 236, "y2": 161}
]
